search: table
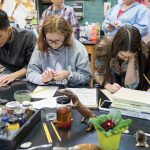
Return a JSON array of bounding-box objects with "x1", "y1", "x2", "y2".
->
[{"x1": 0, "y1": 81, "x2": 149, "y2": 150}]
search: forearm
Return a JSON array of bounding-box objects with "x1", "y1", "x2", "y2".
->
[
  {"x1": 95, "y1": 75, "x2": 104, "y2": 85},
  {"x1": 68, "y1": 71, "x2": 91, "y2": 85},
  {"x1": 125, "y1": 59, "x2": 137, "y2": 85},
  {"x1": 11, "y1": 68, "x2": 27, "y2": 79}
]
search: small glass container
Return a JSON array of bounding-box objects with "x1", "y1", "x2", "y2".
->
[
  {"x1": 0, "y1": 121, "x2": 7, "y2": 139},
  {"x1": 56, "y1": 96, "x2": 72, "y2": 129},
  {"x1": 7, "y1": 116, "x2": 20, "y2": 137},
  {"x1": 14, "y1": 109, "x2": 26, "y2": 127},
  {"x1": 14, "y1": 90, "x2": 31, "y2": 103}
]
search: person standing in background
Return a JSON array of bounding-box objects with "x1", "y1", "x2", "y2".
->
[
  {"x1": 102, "y1": 0, "x2": 150, "y2": 37},
  {"x1": 38, "y1": 0, "x2": 78, "y2": 34},
  {"x1": 0, "y1": 9, "x2": 36, "y2": 87},
  {"x1": 136, "y1": 0, "x2": 149, "y2": 6},
  {"x1": 27, "y1": 15, "x2": 91, "y2": 87}
]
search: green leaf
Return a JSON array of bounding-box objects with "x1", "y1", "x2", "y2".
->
[
  {"x1": 105, "y1": 131, "x2": 113, "y2": 137},
  {"x1": 112, "y1": 111, "x2": 122, "y2": 124},
  {"x1": 112, "y1": 119, "x2": 132, "y2": 133}
]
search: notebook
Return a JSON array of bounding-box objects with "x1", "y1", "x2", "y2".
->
[{"x1": 113, "y1": 87, "x2": 150, "y2": 107}]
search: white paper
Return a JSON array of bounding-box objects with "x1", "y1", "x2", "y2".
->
[
  {"x1": 67, "y1": 88, "x2": 97, "y2": 108},
  {"x1": 32, "y1": 97, "x2": 57, "y2": 109},
  {"x1": 12, "y1": 3, "x2": 29, "y2": 28},
  {"x1": 2, "y1": 0, "x2": 16, "y2": 17},
  {"x1": 31, "y1": 86, "x2": 58, "y2": 99},
  {"x1": 113, "y1": 87, "x2": 150, "y2": 107},
  {"x1": 101, "y1": 89, "x2": 113, "y2": 101}
]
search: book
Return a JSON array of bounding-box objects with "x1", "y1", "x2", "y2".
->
[
  {"x1": 110, "y1": 107, "x2": 150, "y2": 120},
  {"x1": 113, "y1": 87, "x2": 150, "y2": 107}
]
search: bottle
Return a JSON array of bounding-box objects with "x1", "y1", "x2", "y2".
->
[
  {"x1": 14, "y1": 109, "x2": 26, "y2": 127},
  {"x1": 7, "y1": 116, "x2": 20, "y2": 137},
  {"x1": 56, "y1": 96, "x2": 72, "y2": 129},
  {"x1": 0, "y1": 121, "x2": 7, "y2": 139}
]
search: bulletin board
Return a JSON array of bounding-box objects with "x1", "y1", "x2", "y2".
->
[{"x1": 0, "y1": 0, "x2": 34, "y2": 21}]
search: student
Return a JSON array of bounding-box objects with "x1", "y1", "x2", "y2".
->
[
  {"x1": 145, "y1": 42, "x2": 150, "y2": 91},
  {"x1": 102, "y1": 0, "x2": 150, "y2": 37},
  {"x1": 38, "y1": 0, "x2": 78, "y2": 33},
  {"x1": 27, "y1": 15, "x2": 91, "y2": 86},
  {"x1": 95, "y1": 26, "x2": 149, "y2": 93},
  {"x1": 0, "y1": 9, "x2": 36, "y2": 87}
]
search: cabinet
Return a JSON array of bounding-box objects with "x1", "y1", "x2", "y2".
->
[{"x1": 84, "y1": 44, "x2": 95, "y2": 87}]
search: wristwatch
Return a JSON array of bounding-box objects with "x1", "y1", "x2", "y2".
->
[{"x1": 68, "y1": 72, "x2": 73, "y2": 80}]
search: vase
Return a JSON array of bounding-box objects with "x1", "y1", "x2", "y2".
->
[{"x1": 96, "y1": 130, "x2": 122, "y2": 150}]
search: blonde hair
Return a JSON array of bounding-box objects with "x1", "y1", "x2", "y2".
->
[{"x1": 38, "y1": 15, "x2": 73, "y2": 52}]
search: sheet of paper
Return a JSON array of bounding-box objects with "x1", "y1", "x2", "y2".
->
[
  {"x1": 2, "y1": 0, "x2": 16, "y2": 17},
  {"x1": 32, "y1": 97, "x2": 57, "y2": 109},
  {"x1": 67, "y1": 88, "x2": 97, "y2": 108},
  {"x1": 101, "y1": 89, "x2": 113, "y2": 101},
  {"x1": 31, "y1": 86, "x2": 58, "y2": 99}
]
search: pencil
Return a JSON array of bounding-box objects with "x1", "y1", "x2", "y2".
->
[
  {"x1": 143, "y1": 74, "x2": 150, "y2": 84},
  {"x1": 32, "y1": 88, "x2": 48, "y2": 94},
  {"x1": 51, "y1": 122, "x2": 61, "y2": 142},
  {"x1": 98, "y1": 98, "x2": 101, "y2": 109},
  {"x1": 43, "y1": 123, "x2": 53, "y2": 143}
]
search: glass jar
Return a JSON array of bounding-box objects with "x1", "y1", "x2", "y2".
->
[
  {"x1": 14, "y1": 109, "x2": 26, "y2": 127},
  {"x1": 0, "y1": 121, "x2": 7, "y2": 139},
  {"x1": 56, "y1": 96, "x2": 72, "y2": 129},
  {"x1": 7, "y1": 116, "x2": 20, "y2": 137}
]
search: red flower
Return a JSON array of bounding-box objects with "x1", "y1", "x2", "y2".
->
[{"x1": 101, "y1": 119, "x2": 115, "y2": 131}]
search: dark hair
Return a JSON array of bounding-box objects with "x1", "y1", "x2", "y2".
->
[
  {"x1": 0, "y1": 9, "x2": 10, "y2": 30},
  {"x1": 95, "y1": 36, "x2": 113, "y2": 87},
  {"x1": 38, "y1": 15, "x2": 73, "y2": 52},
  {"x1": 112, "y1": 26, "x2": 148, "y2": 90},
  {"x1": 112, "y1": 26, "x2": 141, "y2": 57}
]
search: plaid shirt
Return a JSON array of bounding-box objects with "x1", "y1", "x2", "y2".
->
[{"x1": 38, "y1": 5, "x2": 78, "y2": 32}]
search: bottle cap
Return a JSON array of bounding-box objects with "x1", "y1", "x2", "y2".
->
[
  {"x1": 56, "y1": 96, "x2": 71, "y2": 104},
  {"x1": 8, "y1": 116, "x2": 18, "y2": 124},
  {"x1": 0, "y1": 121, "x2": 6, "y2": 129}
]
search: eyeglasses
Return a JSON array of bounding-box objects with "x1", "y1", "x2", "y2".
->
[{"x1": 46, "y1": 39, "x2": 64, "y2": 45}]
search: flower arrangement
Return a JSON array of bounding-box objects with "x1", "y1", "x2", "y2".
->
[{"x1": 89, "y1": 111, "x2": 132, "y2": 137}]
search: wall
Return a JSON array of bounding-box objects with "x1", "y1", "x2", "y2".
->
[
  {"x1": 37, "y1": 0, "x2": 118, "y2": 25},
  {"x1": 65, "y1": 0, "x2": 117, "y2": 25}
]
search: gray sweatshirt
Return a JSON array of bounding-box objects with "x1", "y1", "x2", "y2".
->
[{"x1": 26, "y1": 40, "x2": 91, "y2": 86}]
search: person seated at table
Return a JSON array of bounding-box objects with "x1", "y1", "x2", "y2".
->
[
  {"x1": 95, "y1": 26, "x2": 149, "y2": 93},
  {"x1": 27, "y1": 15, "x2": 91, "y2": 86},
  {"x1": 0, "y1": 9, "x2": 36, "y2": 87},
  {"x1": 38, "y1": 0, "x2": 78, "y2": 33},
  {"x1": 102, "y1": 0, "x2": 150, "y2": 38},
  {"x1": 145, "y1": 43, "x2": 150, "y2": 92}
]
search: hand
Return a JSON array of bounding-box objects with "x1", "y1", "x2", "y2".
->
[
  {"x1": 114, "y1": 21, "x2": 121, "y2": 28},
  {"x1": 147, "y1": 88, "x2": 150, "y2": 92},
  {"x1": 0, "y1": 74, "x2": 17, "y2": 86},
  {"x1": 53, "y1": 70, "x2": 70, "y2": 81},
  {"x1": 106, "y1": 23, "x2": 115, "y2": 32},
  {"x1": 104, "y1": 83, "x2": 121, "y2": 93},
  {"x1": 42, "y1": 68, "x2": 54, "y2": 83}
]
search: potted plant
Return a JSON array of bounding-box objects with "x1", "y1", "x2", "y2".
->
[{"x1": 89, "y1": 111, "x2": 132, "y2": 150}]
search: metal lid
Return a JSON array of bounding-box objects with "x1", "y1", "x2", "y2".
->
[
  {"x1": 0, "y1": 99, "x2": 9, "y2": 105},
  {"x1": 8, "y1": 116, "x2": 18, "y2": 124},
  {"x1": 56, "y1": 96, "x2": 71, "y2": 104},
  {"x1": 0, "y1": 121, "x2": 6, "y2": 129}
]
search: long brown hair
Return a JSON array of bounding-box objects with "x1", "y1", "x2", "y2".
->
[
  {"x1": 95, "y1": 36, "x2": 113, "y2": 87},
  {"x1": 38, "y1": 15, "x2": 73, "y2": 52}
]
